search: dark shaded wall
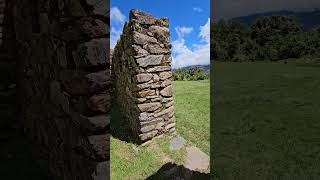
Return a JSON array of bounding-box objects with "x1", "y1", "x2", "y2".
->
[{"x1": 8, "y1": 0, "x2": 110, "y2": 179}]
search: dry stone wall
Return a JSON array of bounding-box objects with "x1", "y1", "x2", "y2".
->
[
  {"x1": 113, "y1": 10, "x2": 176, "y2": 143},
  {"x1": 12, "y1": 0, "x2": 110, "y2": 179}
]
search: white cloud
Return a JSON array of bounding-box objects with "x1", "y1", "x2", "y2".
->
[
  {"x1": 172, "y1": 19, "x2": 210, "y2": 68},
  {"x1": 110, "y1": 7, "x2": 126, "y2": 48},
  {"x1": 193, "y1": 7, "x2": 203, "y2": 12},
  {"x1": 110, "y1": 7, "x2": 125, "y2": 23},
  {"x1": 175, "y1": 26, "x2": 193, "y2": 39},
  {"x1": 200, "y1": 18, "x2": 210, "y2": 43}
]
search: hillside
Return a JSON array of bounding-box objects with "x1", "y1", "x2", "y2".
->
[
  {"x1": 174, "y1": 65, "x2": 210, "y2": 73},
  {"x1": 231, "y1": 10, "x2": 320, "y2": 30}
]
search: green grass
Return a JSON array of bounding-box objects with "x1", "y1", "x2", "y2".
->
[
  {"x1": 110, "y1": 80, "x2": 210, "y2": 179},
  {"x1": 213, "y1": 61, "x2": 320, "y2": 179},
  {"x1": 110, "y1": 138, "x2": 163, "y2": 179},
  {"x1": 173, "y1": 80, "x2": 210, "y2": 155}
]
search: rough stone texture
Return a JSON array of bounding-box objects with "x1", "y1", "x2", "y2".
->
[
  {"x1": 113, "y1": 9, "x2": 175, "y2": 143},
  {"x1": 185, "y1": 147, "x2": 210, "y2": 172},
  {"x1": 11, "y1": 0, "x2": 111, "y2": 179},
  {"x1": 170, "y1": 135, "x2": 185, "y2": 150}
]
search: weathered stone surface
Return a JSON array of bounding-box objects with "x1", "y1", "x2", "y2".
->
[
  {"x1": 159, "y1": 71, "x2": 172, "y2": 80},
  {"x1": 170, "y1": 136, "x2": 185, "y2": 150},
  {"x1": 137, "y1": 89, "x2": 156, "y2": 97},
  {"x1": 165, "y1": 123, "x2": 175, "y2": 130},
  {"x1": 151, "y1": 97, "x2": 161, "y2": 102},
  {"x1": 162, "y1": 97, "x2": 173, "y2": 103},
  {"x1": 136, "y1": 55, "x2": 163, "y2": 67},
  {"x1": 138, "y1": 102, "x2": 161, "y2": 112},
  {"x1": 166, "y1": 101, "x2": 174, "y2": 108},
  {"x1": 87, "y1": 94, "x2": 111, "y2": 113},
  {"x1": 160, "y1": 85, "x2": 173, "y2": 97},
  {"x1": 185, "y1": 146, "x2": 210, "y2": 171},
  {"x1": 59, "y1": 18, "x2": 109, "y2": 41},
  {"x1": 73, "y1": 38, "x2": 109, "y2": 68},
  {"x1": 154, "y1": 106, "x2": 174, "y2": 118},
  {"x1": 136, "y1": 82, "x2": 151, "y2": 90},
  {"x1": 140, "y1": 117, "x2": 163, "y2": 126},
  {"x1": 145, "y1": 44, "x2": 170, "y2": 54},
  {"x1": 88, "y1": 134, "x2": 109, "y2": 161},
  {"x1": 146, "y1": 66, "x2": 171, "y2": 72},
  {"x1": 161, "y1": 79, "x2": 171, "y2": 87},
  {"x1": 14, "y1": 1, "x2": 112, "y2": 179},
  {"x1": 132, "y1": 45, "x2": 149, "y2": 57},
  {"x1": 87, "y1": 115, "x2": 110, "y2": 132},
  {"x1": 133, "y1": 31, "x2": 157, "y2": 45},
  {"x1": 86, "y1": 70, "x2": 111, "y2": 93},
  {"x1": 139, "y1": 112, "x2": 150, "y2": 121},
  {"x1": 141, "y1": 125, "x2": 156, "y2": 133},
  {"x1": 136, "y1": 98, "x2": 147, "y2": 103},
  {"x1": 136, "y1": 73, "x2": 153, "y2": 83},
  {"x1": 139, "y1": 130, "x2": 158, "y2": 141},
  {"x1": 149, "y1": 25, "x2": 169, "y2": 34},
  {"x1": 130, "y1": 9, "x2": 156, "y2": 25},
  {"x1": 113, "y1": 9, "x2": 175, "y2": 143},
  {"x1": 63, "y1": 76, "x2": 90, "y2": 96},
  {"x1": 79, "y1": 18, "x2": 109, "y2": 38},
  {"x1": 153, "y1": 74, "x2": 160, "y2": 82}
]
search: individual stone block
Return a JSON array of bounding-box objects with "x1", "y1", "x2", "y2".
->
[
  {"x1": 159, "y1": 71, "x2": 172, "y2": 80},
  {"x1": 133, "y1": 31, "x2": 157, "y2": 45},
  {"x1": 160, "y1": 85, "x2": 173, "y2": 97},
  {"x1": 87, "y1": 115, "x2": 110, "y2": 132},
  {"x1": 73, "y1": 38, "x2": 110, "y2": 68},
  {"x1": 137, "y1": 89, "x2": 156, "y2": 97},
  {"x1": 161, "y1": 79, "x2": 171, "y2": 87},
  {"x1": 146, "y1": 66, "x2": 171, "y2": 72},
  {"x1": 136, "y1": 55, "x2": 163, "y2": 67},
  {"x1": 87, "y1": 94, "x2": 111, "y2": 113},
  {"x1": 138, "y1": 102, "x2": 161, "y2": 112},
  {"x1": 63, "y1": 70, "x2": 111, "y2": 96},
  {"x1": 139, "y1": 130, "x2": 158, "y2": 141},
  {"x1": 136, "y1": 73, "x2": 153, "y2": 83}
]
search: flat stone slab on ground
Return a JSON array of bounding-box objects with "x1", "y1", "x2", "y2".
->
[
  {"x1": 185, "y1": 146, "x2": 209, "y2": 171},
  {"x1": 169, "y1": 135, "x2": 185, "y2": 150}
]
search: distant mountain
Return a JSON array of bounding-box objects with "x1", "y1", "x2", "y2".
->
[
  {"x1": 231, "y1": 10, "x2": 320, "y2": 31},
  {"x1": 174, "y1": 65, "x2": 210, "y2": 73}
]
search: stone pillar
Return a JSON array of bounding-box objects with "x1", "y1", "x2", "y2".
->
[{"x1": 113, "y1": 10, "x2": 176, "y2": 143}]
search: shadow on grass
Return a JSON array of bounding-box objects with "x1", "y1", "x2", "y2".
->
[
  {"x1": 110, "y1": 104, "x2": 138, "y2": 144},
  {"x1": 146, "y1": 163, "x2": 211, "y2": 180}
]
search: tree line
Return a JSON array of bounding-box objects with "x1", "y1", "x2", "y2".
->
[
  {"x1": 173, "y1": 66, "x2": 209, "y2": 81},
  {"x1": 211, "y1": 16, "x2": 320, "y2": 61}
]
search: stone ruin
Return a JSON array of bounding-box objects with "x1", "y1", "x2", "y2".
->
[{"x1": 113, "y1": 10, "x2": 176, "y2": 143}]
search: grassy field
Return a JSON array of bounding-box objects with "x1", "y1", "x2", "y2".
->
[
  {"x1": 173, "y1": 80, "x2": 210, "y2": 155},
  {"x1": 213, "y1": 61, "x2": 320, "y2": 180},
  {"x1": 110, "y1": 80, "x2": 210, "y2": 179}
]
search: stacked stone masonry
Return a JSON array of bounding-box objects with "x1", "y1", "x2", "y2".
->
[
  {"x1": 113, "y1": 10, "x2": 176, "y2": 143},
  {"x1": 11, "y1": 0, "x2": 110, "y2": 179}
]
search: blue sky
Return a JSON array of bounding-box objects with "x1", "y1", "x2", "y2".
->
[{"x1": 110, "y1": 0, "x2": 210, "y2": 68}]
